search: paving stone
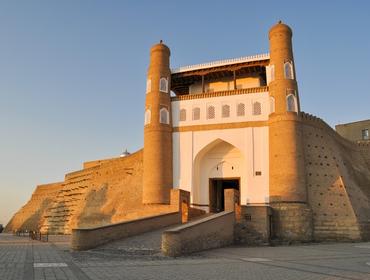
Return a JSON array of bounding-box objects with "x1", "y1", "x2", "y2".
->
[{"x1": 1, "y1": 233, "x2": 370, "y2": 279}]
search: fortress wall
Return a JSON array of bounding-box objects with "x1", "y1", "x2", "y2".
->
[
  {"x1": 40, "y1": 167, "x2": 97, "y2": 234},
  {"x1": 82, "y1": 158, "x2": 119, "y2": 169},
  {"x1": 300, "y1": 113, "x2": 370, "y2": 241},
  {"x1": 4, "y1": 182, "x2": 63, "y2": 232},
  {"x1": 40, "y1": 149, "x2": 178, "y2": 234},
  {"x1": 358, "y1": 142, "x2": 370, "y2": 170},
  {"x1": 71, "y1": 150, "x2": 144, "y2": 230},
  {"x1": 8, "y1": 148, "x2": 180, "y2": 235},
  {"x1": 74, "y1": 149, "x2": 179, "y2": 229}
]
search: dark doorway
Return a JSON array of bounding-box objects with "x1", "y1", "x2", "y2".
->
[{"x1": 209, "y1": 178, "x2": 240, "y2": 213}]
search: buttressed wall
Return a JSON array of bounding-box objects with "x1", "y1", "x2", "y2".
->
[{"x1": 6, "y1": 150, "x2": 177, "y2": 234}]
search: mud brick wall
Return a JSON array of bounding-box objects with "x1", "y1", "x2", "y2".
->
[
  {"x1": 5, "y1": 182, "x2": 63, "y2": 232},
  {"x1": 301, "y1": 113, "x2": 370, "y2": 241},
  {"x1": 7, "y1": 149, "x2": 182, "y2": 234}
]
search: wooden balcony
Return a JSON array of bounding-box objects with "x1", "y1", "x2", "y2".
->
[{"x1": 171, "y1": 86, "x2": 269, "y2": 102}]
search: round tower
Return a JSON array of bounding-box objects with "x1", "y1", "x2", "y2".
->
[
  {"x1": 142, "y1": 41, "x2": 173, "y2": 204},
  {"x1": 268, "y1": 22, "x2": 312, "y2": 241}
]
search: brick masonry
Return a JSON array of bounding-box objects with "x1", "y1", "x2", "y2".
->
[
  {"x1": 6, "y1": 150, "x2": 178, "y2": 234},
  {"x1": 6, "y1": 113, "x2": 370, "y2": 242},
  {"x1": 301, "y1": 113, "x2": 370, "y2": 241},
  {"x1": 5, "y1": 22, "x2": 370, "y2": 245}
]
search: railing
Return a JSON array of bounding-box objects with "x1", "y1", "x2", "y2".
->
[
  {"x1": 13, "y1": 230, "x2": 29, "y2": 237},
  {"x1": 171, "y1": 86, "x2": 269, "y2": 101},
  {"x1": 13, "y1": 230, "x2": 49, "y2": 242},
  {"x1": 29, "y1": 231, "x2": 49, "y2": 242}
]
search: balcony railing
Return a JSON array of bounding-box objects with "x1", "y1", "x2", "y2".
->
[{"x1": 171, "y1": 86, "x2": 269, "y2": 102}]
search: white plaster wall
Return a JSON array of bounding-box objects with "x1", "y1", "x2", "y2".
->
[
  {"x1": 196, "y1": 142, "x2": 244, "y2": 207},
  {"x1": 172, "y1": 91, "x2": 269, "y2": 127},
  {"x1": 172, "y1": 127, "x2": 269, "y2": 209}
]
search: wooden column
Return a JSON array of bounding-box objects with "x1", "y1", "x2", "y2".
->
[
  {"x1": 233, "y1": 70, "x2": 236, "y2": 90},
  {"x1": 201, "y1": 75, "x2": 205, "y2": 93}
]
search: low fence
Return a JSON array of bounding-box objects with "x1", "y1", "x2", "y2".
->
[
  {"x1": 13, "y1": 230, "x2": 49, "y2": 242},
  {"x1": 161, "y1": 211, "x2": 235, "y2": 257},
  {"x1": 29, "y1": 231, "x2": 49, "y2": 242},
  {"x1": 71, "y1": 212, "x2": 181, "y2": 251},
  {"x1": 13, "y1": 230, "x2": 29, "y2": 237}
]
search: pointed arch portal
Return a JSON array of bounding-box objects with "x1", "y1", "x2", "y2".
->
[
  {"x1": 193, "y1": 139, "x2": 244, "y2": 212},
  {"x1": 172, "y1": 127, "x2": 270, "y2": 211}
]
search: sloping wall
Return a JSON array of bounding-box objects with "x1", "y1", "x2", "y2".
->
[
  {"x1": 41, "y1": 150, "x2": 146, "y2": 234},
  {"x1": 301, "y1": 113, "x2": 370, "y2": 241},
  {"x1": 7, "y1": 149, "x2": 180, "y2": 234},
  {"x1": 4, "y1": 182, "x2": 63, "y2": 232}
]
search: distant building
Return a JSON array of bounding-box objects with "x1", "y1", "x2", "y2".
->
[{"x1": 336, "y1": 120, "x2": 370, "y2": 142}]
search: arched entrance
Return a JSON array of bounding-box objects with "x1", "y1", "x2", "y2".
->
[
  {"x1": 193, "y1": 139, "x2": 244, "y2": 213},
  {"x1": 209, "y1": 177, "x2": 240, "y2": 212}
]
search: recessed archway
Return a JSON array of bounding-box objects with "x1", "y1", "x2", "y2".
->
[{"x1": 193, "y1": 139, "x2": 244, "y2": 212}]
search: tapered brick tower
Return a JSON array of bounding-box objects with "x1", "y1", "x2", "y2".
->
[
  {"x1": 268, "y1": 22, "x2": 312, "y2": 241},
  {"x1": 142, "y1": 41, "x2": 173, "y2": 204}
]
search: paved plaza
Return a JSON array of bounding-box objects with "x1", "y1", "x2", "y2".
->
[{"x1": 1, "y1": 232, "x2": 370, "y2": 280}]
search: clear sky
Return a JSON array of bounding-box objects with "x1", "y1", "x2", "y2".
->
[{"x1": 1, "y1": 0, "x2": 370, "y2": 225}]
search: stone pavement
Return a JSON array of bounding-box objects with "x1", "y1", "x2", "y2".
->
[{"x1": 1, "y1": 232, "x2": 370, "y2": 280}]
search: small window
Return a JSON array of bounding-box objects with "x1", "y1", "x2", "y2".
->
[
  {"x1": 179, "y1": 109, "x2": 186, "y2": 122},
  {"x1": 144, "y1": 109, "x2": 151, "y2": 125},
  {"x1": 286, "y1": 94, "x2": 297, "y2": 112},
  {"x1": 192, "y1": 107, "x2": 200, "y2": 120},
  {"x1": 159, "y1": 77, "x2": 168, "y2": 93},
  {"x1": 270, "y1": 96, "x2": 275, "y2": 114},
  {"x1": 160, "y1": 107, "x2": 169, "y2": 124},
  {"x1": 146, "y1": 79, "x2": 151, "y2": 93},
  {"x1": 207, "y1": 105, "x2": 215, "y2": 119},
  {"x1": 284, "y1": 61, "x2": 294, "y2": 80},
  {"x1": 266, "y1": 65, "x2": 275, "y2": 84},
  {"x1": 222, "y1": 105, "x2": 230, "y2": 118},
  {"x1": 362, "y1": 129, "x2": 369, "y2": 140},
  {"x1": 253, "y1": 102, "x2": 262, "y2": 115},
  {"x1": 237, "y1": 103, "x2": 245, "y2": 116}
]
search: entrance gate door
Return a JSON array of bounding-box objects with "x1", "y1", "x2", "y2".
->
[{"x1": 209, "y1": 178, "x2": 240, "y2": 213}]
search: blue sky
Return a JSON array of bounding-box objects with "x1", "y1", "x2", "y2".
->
[{"x1": 1, "y1": 0, "x2": 370, "y2": 225}]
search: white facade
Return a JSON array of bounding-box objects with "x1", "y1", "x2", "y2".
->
[
  {"x1": 172, "y1": 91, "x2": 270, "y2": 127},
  {"x1": 171, "y1": 91, "x2": 270, "y2": 211}
]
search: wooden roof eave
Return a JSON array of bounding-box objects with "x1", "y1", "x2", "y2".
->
[{"x1": 170, "y1": 59, "x2": 269, "y2": 79}]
